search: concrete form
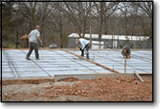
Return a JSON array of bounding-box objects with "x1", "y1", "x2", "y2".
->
[
  {"x1": 1, "y1": 49, "x2": 152, "y2": 80},
  {"x1": 68, "y1": 49, "x2": 152, "y2": 74},
  {"x1": 54, "y1": 73, "x2": 152, "y2": 82},
  {"x1": 2, "y1": 50, "x2": 113, "y2": 79}
]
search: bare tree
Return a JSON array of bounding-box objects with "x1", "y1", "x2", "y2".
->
[
  {"x1": 2, "y1": 1, "x2": 152, "y2": 49},
  {"x1": 47, "y1": 2, "x2": 68, "y2": 48},
  {"x1": 132, "y1": 2, "x2": 152, "y2": 19},
  {"x1": 132, "y1": 2, "x2": 152, "y2": 38},
  {"x1": 57, "y1": 2, "x2": 91, "y2": 37},
  {"x1": 119, "y1": 3, "x2": 139, "y2": 35},
  {"x1": 15, "y1": 2, "x2": 56, "y2": 46},
  {"x1": 92, "y1": 2, "x2": 119, "y2": 48}
]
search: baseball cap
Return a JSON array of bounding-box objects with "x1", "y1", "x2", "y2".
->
[{"x1": 36, "y1": 25, "x2": 40, "y2": 29}]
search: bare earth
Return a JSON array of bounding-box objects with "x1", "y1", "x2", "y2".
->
[{"x1": 2, "y1": 76, "x2": 152, "y2": 101}]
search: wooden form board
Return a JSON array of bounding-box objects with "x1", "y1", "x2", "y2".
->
[{"x1": 62, "y1": 49, "x2": 121, "y2": 74}]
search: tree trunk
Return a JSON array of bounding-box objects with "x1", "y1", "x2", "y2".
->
[
  {"x1": 99, "y1": 16, "x2": 103, "y2": 49},
  {"x1": 99, "y1": 2, "x2": 103, "y2": 49},
  {"x1": 16, "y1": 30, "x2": 19, "y2": 48},
  {"x1": 59, "y1": 12, "x2": 63, "y2": 48},
  {"x1": 112, "y1": 35, "x2": 113, "y2": 49},
  {"x1": 60, "y1": 27, "x2": 63, "y2": 48},
  {"x1": 89, "y1": 2, "x2": 92, "y2": 49},
  {"x1": 104, "y1": 20, "x2": 108, "y2": 35}
]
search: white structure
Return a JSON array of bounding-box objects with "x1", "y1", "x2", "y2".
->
[
  {"x1": 68, "y1": 33, "x2": 149, "y2": 41},
  {"x1": 91, "y1": 41, "x2": 104, "y2": 49},
  {"x1": 68, "y1": 33, "x2": 150, "y2": 49}
]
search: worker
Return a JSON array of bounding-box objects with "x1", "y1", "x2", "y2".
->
[
  {"x1": 76, "y1": 38, "x2": 90, "y2": 59},
  {"x1": 121, "y1": 45, "x2": 131, "y2": 59},
  {"x1": 21, "y1": 25, "x2": 43, "y2": 60}
]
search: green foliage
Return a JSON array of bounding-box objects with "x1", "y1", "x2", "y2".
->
[
  {"x1": 2, "y1": 2, "x2": 15, "y2": 33},
  {"x1": 3, "y1": 43, "x2": 20, "y2": 48},
  {"x1": 2, "y1": 2, "x2": 16, "y2": 44}
]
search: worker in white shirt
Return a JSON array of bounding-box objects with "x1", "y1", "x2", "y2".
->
[
  {"x1": 76, "y1": 38, "x2": 90, "y2": 59},
  {"x1": 20, "y1": 25, "x2": 43, "y2": 60}
]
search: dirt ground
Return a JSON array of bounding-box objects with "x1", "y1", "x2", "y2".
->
[{"x1": 1, "y1": 76, "x2": 152, "y2": 101}]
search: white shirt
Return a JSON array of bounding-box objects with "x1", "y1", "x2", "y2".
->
[
  {"x1": 79, "y1": 38, "x2": 90, "y2": 50},
  {"x1": 28, "y1": 29, "x2": 40, "y2": 44}
]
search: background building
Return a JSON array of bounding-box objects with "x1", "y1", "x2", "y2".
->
[{"x1": 68, "y1": 33, "x2": 151, "y2": 49}]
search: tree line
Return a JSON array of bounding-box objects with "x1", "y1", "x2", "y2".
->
[{"x1": 1, "y1": 1, "x2": 152, "y2": 48}]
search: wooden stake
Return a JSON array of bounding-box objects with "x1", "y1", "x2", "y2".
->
[
  {"x1": 134, "y1": 71, "x2": 144, "y2": 82},
  {"x1": 124, "y1": 59, "x2": 126, "y2": 74}
]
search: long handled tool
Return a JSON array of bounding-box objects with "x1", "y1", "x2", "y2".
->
[{"x1": 39, "y1": 41, "x2": 44, "y2": 60}]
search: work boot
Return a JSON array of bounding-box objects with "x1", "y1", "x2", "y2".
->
[
  {"x1": 26, "y1": 56, "x2": 31, "y2": 60},
  {"x1": 85, "y1": 51, "x2": 88, "y2": 55},
  {"x1": 81, "y1": 55, "x2": 84, "y2": 57},
  {"x1": 36, "y1": 58, "x2": 41, "y2": 60}
]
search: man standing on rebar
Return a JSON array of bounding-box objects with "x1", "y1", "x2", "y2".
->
[
  {"x1": 76, "y1": 38, "x2": 90, "y2": 59},
  {"x1": 121, "y1": 45, "x2": 131, "y2": 59},
  {"x1": 21, "y1": 25, "x2": 43, "y2": 60}
]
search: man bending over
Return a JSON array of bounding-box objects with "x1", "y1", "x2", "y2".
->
[
  {"x1": 121, "y1": 45, "x2": 131, "y2": 59},
  {"x1": 76, "y1": 38, "x2": 90, "y2": 59}
]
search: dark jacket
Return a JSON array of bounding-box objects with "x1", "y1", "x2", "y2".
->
[{"x1": 121, "y1": 45, "x2": 131, "y2": 56}]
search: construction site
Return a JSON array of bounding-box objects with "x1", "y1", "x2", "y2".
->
[
  {"x1": 1, "y1": 1, "x2": 153, "y2": 102},
  {"x1": 1, "y1": 48, "x2": 152, "y2": 101}
]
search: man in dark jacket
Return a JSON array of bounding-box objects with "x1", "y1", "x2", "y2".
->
[{"x1": 121, "y1": 45, "x2": 131, "y2": 59}]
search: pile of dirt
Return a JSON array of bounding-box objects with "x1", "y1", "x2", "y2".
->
[
  {"x1": 58, "y1": 76, "x2": 80, "y2": 82},
  {"x1": 2, "y1": 77, "x2": 152, "y2": 101}
]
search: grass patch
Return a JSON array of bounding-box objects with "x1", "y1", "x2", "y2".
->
[{"x1": 3, "y1": 43, "x2": 21, "y2": 48}]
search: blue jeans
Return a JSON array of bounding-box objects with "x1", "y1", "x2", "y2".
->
[{"x1": 81, "y1": 44, "x2": 89, "y2": 59}]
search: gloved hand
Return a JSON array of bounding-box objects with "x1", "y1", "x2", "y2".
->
[
  {"x1": 41, "y1": 43, "x2": 43, "y2": 47},
  {"x1": 80, "y1": 48, "x2": 82, "y2": 51}
]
